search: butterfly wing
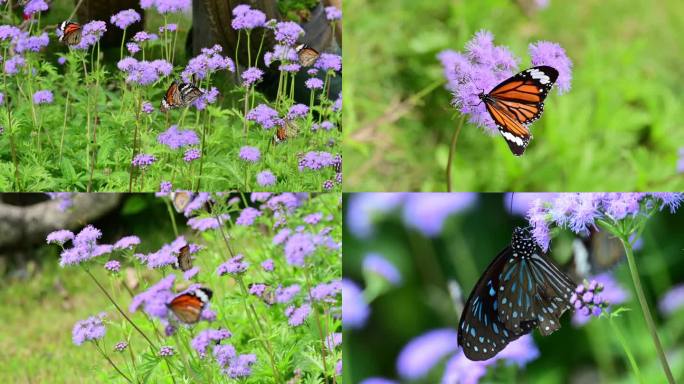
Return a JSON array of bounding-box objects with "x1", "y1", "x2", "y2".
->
[
  {"x1": 168, "y1": 288, "x2": 212, "y2": 324},
  {"x1": 175, "y1": 245, "x2": 193, "y2": 272},
  {"x1": 171, "y1": 191, "x2": 192, "y2": 213},
  {"x1": 179, "y1": 83, "x2": 203, "y2": 105},
  {"x1": 296, "y1": 45, "x2": 320, "y2": 67},
  {"x1": 484, "y1": 66, "x2": 559, "y2": 156},
  {"x1": 160, "y1": 82, "x2": 179, "y2": 112},
  {"x1": 458, "y1": 246, "x2": 528, "y2": 360},
  {"x1": 59, "y1": 21, "x2": 82, "y2": 46}
]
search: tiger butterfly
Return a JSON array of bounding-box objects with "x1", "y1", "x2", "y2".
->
[
  {"x1": 173, "y1": 245, "x2": 193, "y2": 272},
  {"x1": 458, "y1": 227, "x2": 575, "y2": 360},
  {"x1": 160, "y1": 80, "x2": 203, "y2": 112},
  {"x1": 478, "y1": 66, "x2": 559, "y2": 156},
  {"x1": 273, "y1": 120, "x2": 299, "y2": 144},
  {"x1": 295, "y1": 44, "x2": 320, "y2": 67},
  {"x1": 58, "y1": 21, "x2": 82, "y2": 46},
  {"x1": 167, "y1": 287, "x2": 212, "y2": 324}
]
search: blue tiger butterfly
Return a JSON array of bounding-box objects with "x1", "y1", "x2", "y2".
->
[{"x1": 458, "y1": 227, "x2": 576, "y2": 360}]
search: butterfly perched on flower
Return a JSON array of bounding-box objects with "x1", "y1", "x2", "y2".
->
[
  {"x1": 248, "y1": 283, "x2": 276, "y2": 306},
  {"x1": 58, "y1": 21, "x2": 82, "y2": 46},
  {"x1": 160, "y1": 80, "x2": 203, "y2": 112},
  {"x1": 167, "y1": 287, "x2": 212, "y2": 324},
  {"x1": 273, "y1": 120, "x2": 299, "y2": 144},
  {"x1": 172, "y1": 245, "x2": 193, "y2": 272},
  {"x1": 458, "y1": 227, "x2": 575, "y2": 360},
  {"x1": 295, "y1": 44, "x2": 320, "y2": 67},
  {"x1": 477, "y1": 66, "x2": 558, "y2": 156},
  {"x1": 171, "y1": 191, "x2": 193, "y2": 213}
]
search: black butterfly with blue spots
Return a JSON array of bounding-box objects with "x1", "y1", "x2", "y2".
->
[{"x1": 457, "y1": 227, "x2": 576, "y2": 360}]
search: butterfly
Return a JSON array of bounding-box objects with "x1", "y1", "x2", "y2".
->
[
  {"x1": 295, "y1": 44, "x2": 320, "y2": 67},
  {"x1": 167, "y1": 287, "x2": 213, "y2": 324},
  {"x1": 173, "y1": 245, "x2": 193, "y2": 272},
  {"x1": 58, "y1": 21, "x2": 82, "y2": 46},
  {"x1": 572, "y1": 229, "x2": 625, "y2": 278},
  {"x1": 273, "y1": 121, "x2": 299, "y2": 144},
  {"x1": 477, "y1": 66, "x2": 559, "y2": 156},
  {"x1": 160, "y1": 80, "x2": 203, "y2": 112},
  {"x1": 248, "y1": 283, "x2": 276, "y2": 306},
  {"x1": 171, "y1": 191, "x2": 193, "y2": 213},
  {"x1": 458, "y1": 227, "x2": 575, "y2": 360}
]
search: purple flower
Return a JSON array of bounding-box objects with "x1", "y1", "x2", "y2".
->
[
  {"x1": 241, "y1": 67, "x2": 263, "y2": 87},
  {"x1": 246, "y1": 104, "x2": 281, "y2": 129},
  {"x1": 183, "y1": 148, "x2": 200, "y2": 162},
  {"x1": 133, "y1": 31, "x2": 158, "y2": 43},
  {"x1": 0, "y1": 92, "x2": 3, "y2": 106},
  {"x1": 325, "y1": 6, "x2": 342, "y2": 21},
  {"x1": 224, "y1": 353, "x2": 256, "y2": 378},
  {"x1": 141, "y1": 101, "x2": 154, "y2": 114},
  {"x1": 157, "y1": 125, "x2": 199, "y2": 149},
  {"x1": 256, "y1": 170, "x2": 276, "y2": 186},
  {"x1": 275, "y1": 284, "x2": 300, "y2": 303},
  {"x1": 287, "y1": 104, "x2": 309, "y2": 120},
  {"x1": 236, "y1": 208, "x2": 260, "y2": 227},
  {"x1": 127, "y1": 42, "x2": 141, "y2": 54},
  {"x1": 529, "y1": 41, "x2": 572, "y2": 94},
  {"x1": 311, "y1": 280, "x2": 342, "y2": 302},
  {"x1": 159, "y1": 181, "x2": 172, "y2": 194},
  {"x1": 285, "y1": 303, "x2": 310, "y2": 326},
  {"x1": 217, "y1": 254, "x2": 249, "y2": 276},
  {"x1": 264, "y1": 44, "x2": 299, "y2": 66},
  {"x1": 363, "y1": 253, "x2": 401, "y2": 285},
  {"x1": 298, "y1": 151, "x2": 335, "y2": 171},
  {"x1": 396, "y1": 329, "x2": 459, "y2": 379},
  {"x1": 192, "y1": 328, "x2": 232, "y2": 358},
  {"x1": 73, "y1": 20, "x2": 107, "y2": 50},
  {"x1": 113, "y1": 235, "x2": 141, "y2": 250},
  {"x1": 571, "y1": 278, "x2": 615, "y2": 325},
  {"x1": 303, "y1": 212, "x2": 323, "y2": 225},
  {"x1": 130, "y1": 274, "x2": 175, "y2": 319},
  {"x1": 504, "y1": 193, "x2": 557, "y2": 216},
  {"x1": 104, "y1": 260, "x2": 121, "y2": 273},
  {"x1": 47, "y1": 229, "x2": 74, "y2": 245},
  {"x1": 4, "y1": 55, "x2": 25, "y2": 75},
  {"x1": 159, "y1": 346, "x2": 175, "y2": 357},
  {"x1": 187, "y1": 215, "x2": 227, "y2": 231},
  {"x1": 144, "y1": 236, "x2": 189, "y2": 269},
  {"x1": 118, "y1": 58, "x2": 172, "y2": 85},
  {"x1": 239, "y1": 146, "x2": 260, "y2": 162},
  {"x1": 284, "y1": 233, "x2": 315, "y2": 266},
  {"x1": 325, "y1": 332, "x2": 342, "y2": 350},
  {"x1": 261, "y1": 259, "x2": 274, "y2": 271},
  {"x1": 274, "y1": 21, "x2": 304, "y2": 46},
  {"x1": 23, "y1": 0, "x2": 48, "y2": 16},
  {"x1": 181, "y1": 45, "x2": 235, "y2": 81},
  {"x1": 342, "y1": 279, "x2": 369, "y2": 329},
  {"x1": 114, "y1": 341, "x2": 128, "y2": 352},
  {"x1": 159, "y1": 24, "x2": 177, "y2": 33},
  {"x1": 315, "y1": 53, "x2": 342, "y2": 72},
  {"x1": 273, "y1": 228, "x2": 291, "y2": 245},
  {"x1": 132, "y1": 153, "x2": 156, "y2": 169},
  {"x1": 659, "y1": 284, "x2": 684, "y2": 316},
  {"x1": 402, "y1": 193, "x2": 477, "y2": 237},
  {"x1": 305, "y1": 78, "x2": 324, "y2": 90},
  {"x1": 183, "y1": 267, "x2": 199, "y2": 280},
  {"x1": 154, "y1": 0, "x2": 191, "y2": 14},
  {"x1": 231, "y1": 5, "x2": 266, "y2": 30},
  {"x1": 72, "y1": 313, "x2": 106, "y2": 346},
  {"x1": 347, "y1": 193, "x2": 405, "y2": 238},
  {"x1": 15, "y1": 32, "x2": 49, "y2": 53},
  {"x1": 58, "y1": 225, "x2": 112, "y2": 267},
  {"x1": 110, "y1": 9, "x2": 141, "y2": 30},
  {"x1": 33, "y1": 90, "x2": 53, "y2": 105},
  {"x1": 652, "y1": 193, "x2": 684, "y2": 213},
  {"x1": 279, "y1": 63, "x2": 301, "y2": 73}
]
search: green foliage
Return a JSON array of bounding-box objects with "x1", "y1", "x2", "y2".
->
[{"x1": 343, "y1": 0, "x2": 684, "y2": 191}]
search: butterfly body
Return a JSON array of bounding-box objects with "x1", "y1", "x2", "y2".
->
[
  {"x1": 167, "y1": 287, "x2": 213, "y2": 324},
  {"x1": 58, "y1": 21, "x2": 82, "y2": 46},
  {"x1": 479, "y1": 66, "x2": 558, "y2": 156},
  {"x1": 458, "y1": 227, "x2": 575, "y2": 360},
  {"x1": 160, "y1": 81, "x2": 203, "y2": 112}
]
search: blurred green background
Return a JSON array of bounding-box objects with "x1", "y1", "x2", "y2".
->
[
  {"x1": 343, "y1": 0, "x2": 684, "y2": 191},
  {"x1": 343, "y1": 193, "x2": 684, "y2": 383}
]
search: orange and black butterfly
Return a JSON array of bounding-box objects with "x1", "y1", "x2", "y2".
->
[
  {"x1": 160, "y1": 81, "x2": 203, "y2": 113},
  {"x1": 295, "y1": 44, "x2": 320, "y2": 67},
  {"x1": 167, "y1": 287, "x2": 212, "y2": 324},
  {"x1": 58, "y1": 21, "x2": 82, "y2": 46},
  {"x1": 173, "y1": 245, "x2": 193, "y2": 272},
  {"x1": 478, "y1": 66, "x2": 558, "y2": 156},
  {"x1": 273, "y1": 120, "x2": 298, "y2": 144}
]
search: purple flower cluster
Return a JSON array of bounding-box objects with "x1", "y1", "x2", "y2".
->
[
  {"x1": 217, "y1": 254, "x2": 249, "y2": 276},
  {"x1": 298, "y1": 151, "x2": 335, "y2": 171},
  {"x1": 311, "y1": 280, "x2": 342, "y2": 302},
  {"x1": 187, "y1": 215, "x2": 227, "y2": 232},
  {"x1": 4, "y1": 55, "x2": 25, "y2": 76},
  {"x1": 315, "y1": 53, "x2": 342, "y2": 72},
  {"x1": 183, "y1": 148, "x2": 200, "y2": 162},
  {"x1": 527, "y1": 193, "x2": 684, "y2": 251},
  {"x1": 113, "y1": 235, "x2": 141, "y2": 250},
  {"x1": 141, "y1": 101, "x2": 154, "y2": 114},
  {"x1": 104, "y1": 260, "x2": 121, "y2": 273},
  {"x1": 130, "y1": 274, "x2": 175, "y2": 319},
  {"x1": 659, "y1": 284, "x2": 684, "y2": 316},
  {"x1": 231, "y1": 4, "x2": 266, "y2": 30},
  {"x1": 144, "y1": 236, "x2": 190, "y2": 269},
  {"x1": 133, "y1": 31, "x2": 158, "y2": 43},
  {"x1": 241, "y1": 67, "x2": 264, "y2": 87},
  {"x1": 73, "y1": 20, "x2": 107, "y2": 50},
  {"x1": 192, "y1": 86, "x2": 219, "y2": 111},
  {"x1": 55, "y1": 225, "x2": 113, "y2": 267},
  {"x1": 342, "y1": 279, "x2": 369, "y2": 329},
  {"x1": 72, "y1": 313, "x2": 106, "y2": 346},
  {"x1": 264, "y1": 44, "x2": 299, "y2": 67},
  {"x1": 677, "y1": 148, "x2": 684, "y2": 174},
  {"x1": 118, "y1": 57, "x2": 172, "y2": 85},
  {"x1": 32, "y1": 90, "x2": 53, "y2": 105},
  {"x1": 325, "y1": 6, "x2": 342, "y2": 21},
  {"x1": 402, "y1": 193, "x2": 477, "y2": 237},
  {"x1": 285, "y1": 303, "x2": 311, "y2": 326},
  {"x1": 214, "y1": 344, "x2": 257, "y2": 378},
  {"x1": 363, "y1": 253, "x2": 401, "y2": 285},
  {"x1": 132, "y1": 153, "x2": 156, "y2": 169},
  {"x1": 141, "y1": 0, "x2": 191, "y2": 14},
  {"x1": 274, "y1": 21, "x2": 304, "y2": 46},
  {"x1": 23, "y1": 0, "x2": 49, "y2": 15},
  {"x1": 159, "y1": 346, "x2": 175, "y2": 357},
  {"x1": 275, "y1": 284, "x2": 300, "y2": 303},
  {"x1": 305, "y1": 78, "x2": 324, "y2": 90},
  {"x1": 437, "y1": 30, "x2": 571, "y2": 134},
  {"x1": 47, "y1": 229, "x2": 75, "y2": 245},
  {"x1": 261, "y1": 259, "x2": 274, "y2": 271},
  {"x1": 239, "y1": 146, "x2": 261, "y2": 162},
  {"x1": 284, "y1": 232, "x2": 315, "y2": 266},
  {"x1": 14, "y1": 32, "x2": 49, "y2": 53},
  {"x1": 182, "y1": 45, "x2": 235, "y2": 82},
  {"x1": 236, "y1": 207, "x2": 261, "y2": 226},
  {"x1": 256, "y1": 170, "x2": 276, "y2": 186},
  {"x1": 157, "y1": 125, "x2": 199, "y2": 150},
  {"x1": 571, "y1": 280, "x2": 609, "y2": 317},
  {"x1": 191, "y1": 328, "x2": 232, "y2": 358},
  {"x1": 110, "y1": 9, "x2": 141, "y2": 30},
  {"x1": 287, "y1": 104, "x2": 309, "y2": 120},
  {"x1": 246, "y1": 104, "x2": 282, "y2": 129},
  {"x1": 114, "y1": 341, "x2": 128, "y2": 352}
]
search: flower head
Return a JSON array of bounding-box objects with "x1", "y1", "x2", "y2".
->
[
  {"x1": 130, "y1": 274, "x2": 175, "y2": 319},
  {"x1": 239, "y1": 146, "x2": 260, "y2": 162},
  {"x1": 274, "y1": 21, "x2": 304, "y2": 46},
  {"x1": 14, "y1": 32, "x2": 49, "y2": 53},
  {"x1": 73, "y1": 20, "x2": 107, "y2": 50},
  {"x1": 246, "y1": 104, "x2": 281, "y2": 129},
  {"x1": 659, "y1": 284, "x2": 684, "y2": 316},
  {"x1": 47, "y1": 229, "x2": 74, "y2": 245},
  {"x1": 287, "y1": 104, "x2": 309, "y2": 120},
  {"x1": 261, "y1": 259, "x2": 274, "y2": 271},
  {"x1": 402, "y1": 193, "x2": 477, "y2": 237},
  {"x1": 342, "y1": 279, "x2": 369, "y2": 329},
  {"x1": 114, "y1": 341, "x2": 128, "y2": 352},
  {"x1": 33, "y1": 90, "x2": 53, "y2": 105},
  {"x1": 315, "y1": 53, "x2": 342, "y2": 72},
  {"x1": 285, "y1": 303, "x2": 310, "y2": 326},
  {"x1": 132, "y1": 153, "x2": 156, "y2": 169},
  {"x1": 231, "y1": 5, "x2": 266, "y2": 30},
  {"x1": 572, "y1": 273, "x2": 629, "y2": 326},
  {"x1": 363, "y1": 253, "x2": 402, "y2": 285},
  {"x1": 110, "y1": 9, "x2": 141, "y2": 30},
  {"x1": 72, "y1": 313, "x2": 106, "y2": 345},
  {"x1": 159, "y1": 346, "x2": 175, "y2": 357},
  {"x1": 529, "y1": 41, "x2": 572, "y2": 94},
  {"x1": 157, "y1": 125, "x2": 199, "y2": 150},
  {"x1": 192, "y1": 328, "x2": 232, "y2": 358},
  {"x1": 241, "y1": 67, "x2": 263, "y2": 87},
  {"x1": 325, "y1": 6, "x2": 342, "y2": 21},
  {"x1": 217, "y1": 254, "x2": 249, "y2": 276},
  {"x1": 305, "y1": 78, "x2": 324, "y2": 90},
  {"x1": 236, "y1": 207, "x2": 261, "y2": 226},
  {"x1": 284, "y1": 233, "x2": 315, "y2": 266},
  {"x1": 24, "y1": 0, "x2": 49, "y2": 15},
  {"x1": 181, "y1": 45, "x2": 234, "y2": 81},
  {"x1": 256, "y1": 170, "x2": 276, "y2": 186},
  {"x1": 113, "y1": 235, "x2": 141, "y2": 250},
  {"x1": 104, "y1": 260, "x2": 121, "y2": 273},
  {"x1": 183, "y1": 148, "x2": 200, "y2": 162}
]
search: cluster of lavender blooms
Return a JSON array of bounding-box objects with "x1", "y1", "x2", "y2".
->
[
  {"x1": 573, "y1": 272, "x2": 629, "y2": 326},
  {"x1": 526, "y1": 193, "x2": 684, "y2": 251},
  {"x1": 571, "y1": 280, "x2": 609, "y2": 318},
  {"x1": 437, "y1": 30, "x2": 572, "y2": 135},
  {"x1": 117, "y1": 57, "x2": 173, "y2": 86}
]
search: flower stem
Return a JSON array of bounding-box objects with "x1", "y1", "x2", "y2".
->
[
  {"x1": 446, "y1": 115, "x2": 465, "y2": 192},
  {"x1": 94, "y1": 341, "x2": 133, "y2": 384},
  {"x1": 128, "y1": 90, "x2": 142, "y2": 192},
  {"x1": 59, "y1": 91, "x2": 70, "y2": 162},
  {"x1": 607, "y1": 314, "x2": 643, "y2": 383},
  {"x1": 303, "y1": 267, "x2": 332, "y2": 384},
  {"x1": 165, "y1": 199, "x2": 179, "y2": 237},
  {"x1": 619, "y1": 238, "x2": 674, "y2": 383}
]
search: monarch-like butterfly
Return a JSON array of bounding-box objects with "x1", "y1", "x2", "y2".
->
[
  {"x1": 160, "y1": 80, "x2": 203, "y2": 113},
  {"x1": 58, "y1": 21, "x2": 82, "y2": 46},
  {"x1": 173, "y1": 245, "x2": 193, "y2": 272},
  {"x1": 273, "y1": 121, "x2": 299, "y2": 144},
  {"x1": 295, "y1": 44, "x2": 320, "y2": 67},
  {"x1": 171, "y1": 191, "x2": 193, "y2": 213},
  {"x1": 167, "y1": 287, "x2": 213, "y2": 324},
  {"x1": 478, "y1": 65, "x2": 559, "y2": 156},
  {"x1": 458, "y1": 227, "x2": 575, "y2": 360}
]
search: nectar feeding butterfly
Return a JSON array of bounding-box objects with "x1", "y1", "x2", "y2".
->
[
  {"x1": 477, "y1": 66, "x2": 558, "y2": 156},
  {"x1": 160, "y1": 80, "x2": 203, "y2": 112},
  {"x1": 458, "y1": 227, "x2": 575, "y2": 360},
  {"x1": 295, "y1": 44, "x2": 320, "y2": 67},
  {"x1": 58, "y1": 21, "x2": 82, "y2": 46},
  {"x1": 167, "y1": 287, "x2": 212, "y2": 324}
]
